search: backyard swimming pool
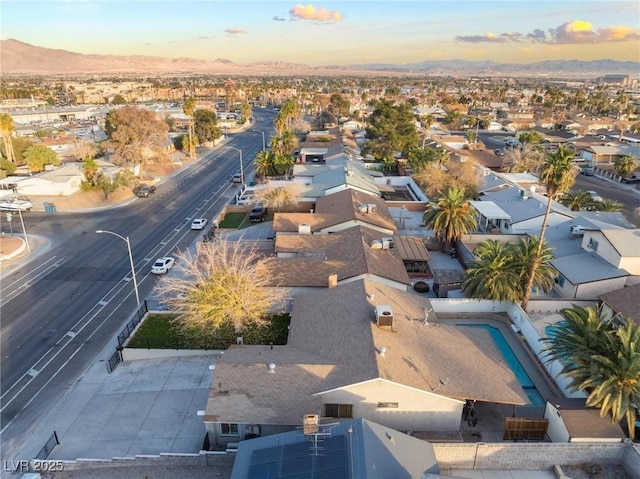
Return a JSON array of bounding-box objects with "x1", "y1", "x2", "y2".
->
[{"x1": 461, "y1": 324, "x2": 546, "y2": 407}]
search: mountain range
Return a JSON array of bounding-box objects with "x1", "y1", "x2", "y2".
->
[{"x1": 1, "y1": 39, "x2": 638, "y2": 77}]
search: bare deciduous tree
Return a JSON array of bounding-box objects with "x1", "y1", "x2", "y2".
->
[
  {"x1": 252, "y1": 182, "x2": 303, "y2": 212},
  {"x1": 72, "y1": 140, "x2": 98, "y2": 162},
  {"x1": 157, "y1": 238, "x2": 284, "y2": 333}
]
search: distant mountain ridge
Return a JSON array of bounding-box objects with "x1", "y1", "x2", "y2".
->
[{"x1": 1, "y1": 39, "x2": 638, "y2": 77}]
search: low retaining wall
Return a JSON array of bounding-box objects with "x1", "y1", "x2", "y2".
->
[
  {"x1": 122, "y1": 348, "x2": 224, "y2": 361},
  {"x1": 56, "y1": 451, "x2": 234, "y2": 471},
  {"x1": 433, "y1": 441, "x2": 639, "y2": 477}
]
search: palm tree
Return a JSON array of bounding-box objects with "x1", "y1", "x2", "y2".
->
[
  {"x1": 422, "y1": 186, "x2": 477, "y2": 249},
  {"x1": 0, "y1": 113, "x2": 16, "y2": 164},
  {"x1": 543, "y1": 305, "x2": 640, "y2": 438},
  {"x1": 462, "y1": 240, "x2": 519, "y2": 301},
  {"x1": 594, "y1": 198, "x2": 624, "y2": 212},
  {"x1": 521, "y1": 146, "x2": 578, "y2": 309},
  {"x1": 583, "y1": 319, "x2": 640, "y2": 439},
  {"x1": 614, "y1": 154, "x2": 637, "y2": 179},
  {"x1": 511, "y1": 236, "x2": 556, "y2": 298},
  {"x1": 254, "y1": 150, "x2": 274, "y2": 177},
  {"x1": 183, "y1": 96, "x2": 196, "y2": 159},
  {"x1": 560, "y1": 190, "x2": 597, "y2": 211}
]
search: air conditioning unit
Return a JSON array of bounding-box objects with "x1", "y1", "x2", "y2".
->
[
  {"x1": 375, "y1": 305, "x2": 394, "y2": 327},
  {"x1": 381, "y1": 237, "x2": 394, "y2": 249},
  {"x1": 367, "y1": 204, "x2": 377, "y2": 214},
  {"x1": 520, "y1": 190, "x2": 532, "y2": 199},
  {"x1": 298, "y1": 223, "x2": 311, "y2": 234}
]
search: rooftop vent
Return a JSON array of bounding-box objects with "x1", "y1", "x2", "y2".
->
[
  {"x1": 298, "y1": 223, "x2": 311, "y2": 234},
  {"x1": 375, "y1": 305, "x2": 394, "y2": 328},
  {"x1": 379, "y1": 346, "x2": 387, "y2": 357},
  {"x1": 268, "y1": 363, "x2": 276, "y2": 373}
]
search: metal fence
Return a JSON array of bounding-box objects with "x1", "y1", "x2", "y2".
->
[
  {"x1": 107, "y1": 301, "x2": 149, "y2": 373},
  {"x1": 34, "y1": 431, "x2": 59, "y2": 460}
]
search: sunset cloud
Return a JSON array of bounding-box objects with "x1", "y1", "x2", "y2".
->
[
  {"x1": 455, "y1": 32, "x2": 508, "y2": 43},
  {"x1": 457, "y1": 20, "x2": 640, "y2": 45},
  {"x1": 289, "y1": 4, "x2": 343, "y2": 22},
  {"x1": 224, "y1": 27, "x2": 246, "y2": 35}
]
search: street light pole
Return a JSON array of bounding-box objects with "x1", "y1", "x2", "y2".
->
[
  {"x1": 96, "y1": 229, "x2": 140, "y2": 306},
  {"x1": 256, "y1": 130, "x2": 266, "y2": 151},
  {"x1": 226, "y1": 146, "x2": 244, "y2": 184}
]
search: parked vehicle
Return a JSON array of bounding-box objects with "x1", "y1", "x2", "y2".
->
[
  {"x1": 0, "y1": 199, "x2": 32, "y2": 211},
  {"x1": 585, "y1": 190, "x2": 603, "y2": 202},
  {"x1": 494, "y1": 149, "x2": 505, "y2": 156},
  {"x1": 249, "y1": 205, "x2": 267, "y2": 222},
  {"x1": 232, "y1": 174, "x2": 243, "y2": 183},
  {"x1": 580, "y1": 167, "x2": 595, "y2": 176},
  {"x1": 133, "y1": 184, "x2": 156, "y2": 197},
  {"x1": 151, "y1": 257, "x2": 175, "y2": 274},
  {"x1": 621, "y1": 174, "x2": 640, "y2": 184},
  {"x1": 191, "y1": 218, "x2": 208, "y2": 230}
]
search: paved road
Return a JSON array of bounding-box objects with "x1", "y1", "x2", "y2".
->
[
  {"x1": 0, "y1": 109, "x2": 276, "y2": 464},
  {"x1": 573, "y1": 173, "x2": 640, "y2": 224}
]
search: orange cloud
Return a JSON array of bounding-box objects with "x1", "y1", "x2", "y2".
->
[
  {"x1": 289, "y1": 4, "x2": 343, "y2": 22},
  {"x1": 224, "y1": 27, "x2": 246, "y2": 35},
  {"x1": 457, "y1": 20, "x2": 640, "y2": 45}
]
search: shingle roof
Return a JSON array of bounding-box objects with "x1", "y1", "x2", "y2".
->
[
  {"x1": 273, "y1": 189, "x2": 397, "y2": 235},
  {"x1": 263, "y1": 226, "x2": 410, "y2": 287},
  {"x1": 599, "y1": 284, "x2": 640, "y2": 326},
  {"x1": 291, "y1": 279, "x2": 530, "y2": 405},
  {"x1": 549, "y1": 398, "x2": 625, "y2": 440}
]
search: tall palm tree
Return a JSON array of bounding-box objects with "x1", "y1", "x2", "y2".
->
[
  {"x1": 512, "y1": 236, "x2": 556, "y2": 298},
  {"x1": 0, "y1": 113, "x2": 16, "y2": 164},
  {"x1": 614, "y1": 154, "x2": 637, "y2": 179},
  {"x1": 462, "y1": 240, "x2": 519, "y2": 301},
  {"x1": 521, "y1": 146, "x2": 578, "y2": 309},
  {"x1": 183, "y1": 96, "x2": 196, "y2": 159},
  {"x1": 543, "y1": 305, "x2": 640, "y2": 438},
  {"x1": 422, "y1": 186, "x2": 477, "y2": 250}
]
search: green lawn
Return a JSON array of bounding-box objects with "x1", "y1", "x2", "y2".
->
[
  {"x1": 127, "y1": 313, "x2": 290, "y2": 350},
  {"x1": 218, "y1": 212, "x2": 245, "y2": 229}
]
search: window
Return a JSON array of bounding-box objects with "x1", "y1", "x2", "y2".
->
[
  {"x1": 555, "y1": 275, "x2": 565, "y2": 287},
  {"x1": 220, "y1": 423, "x2": 239, "y2": 436},
  {"x1": 324, "y1": 403, "x2": 353, "y2": 418},
  {"x1": 377, "y1": 402, "x2": 399, "y2": 409},
  {"x1": 588, "y1": 238, "x2": 599, "y2": 251}
]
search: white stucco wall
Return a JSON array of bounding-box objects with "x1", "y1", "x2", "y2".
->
[
  {"x1": 545, "y1": 403, "x2": 570, "y2": 442},
  {"x1": 582, "y1": 231, "x2": 621, "y2": 268},
  {"x1": 318, "y1": 379, "x2": 464, "y2": 432}
]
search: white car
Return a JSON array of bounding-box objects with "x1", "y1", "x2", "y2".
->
[
  {"x1": 585, "y1": 190, "x2": 603, "y2": 202},
  {"x1": 151, "y1": 257, "x2": 175, "y2": 274},
  {"x1": 0, "y1": 199, "x2": 32, "y2": 211},
  {"x1": 191, "y1": 218, "x2": 208, "y2": 230}
]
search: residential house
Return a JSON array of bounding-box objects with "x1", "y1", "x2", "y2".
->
[
  {"x1": 476, "y1": 185, "x2": 573, "y2": 234},
  {"x1": 579, "y1": 143, "x2": 640, "y2": 165},
  {"x1": 230, "y1": 418, "x2": 440, "y2": 479},
  {"x1": 290, "y1": 158, "x2": 385, "y2": 201},
  {"x1": 599, "y1": 283, "x2": 640, "y2": 326},
  {"x1": 203, "y1": 279, "x2": 533, "y2": 449},
  {"x1": 7, "y1": 162, "x2": 85, "y2": 196},
  {"x1": 273, "y1": 189, "x2": 396, "y2": 236}
]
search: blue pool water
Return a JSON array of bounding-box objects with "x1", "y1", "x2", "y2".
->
[
  {"x1": 461, "y1": 324, "x2": 546, "y2": 407},
  {"x1": 544, "y1": 321, "x2": 566, "y2": 340}
]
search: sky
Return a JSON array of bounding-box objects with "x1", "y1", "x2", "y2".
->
[{"x1": 2, "y1": 0, "x2": 639, "y2": 65}]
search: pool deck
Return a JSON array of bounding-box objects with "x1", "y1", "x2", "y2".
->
[{"x1": 435, "y1": 314, "x2": 564, "y2": 442}]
